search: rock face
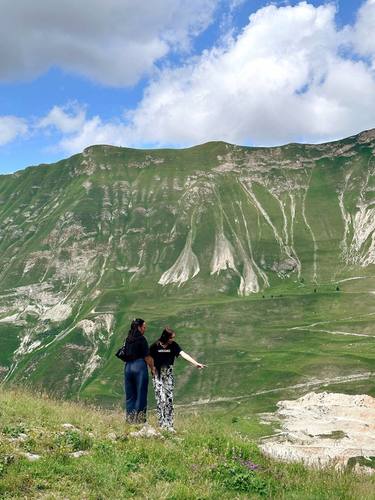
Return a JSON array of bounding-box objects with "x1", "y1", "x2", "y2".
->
[
  {"x1": 260, "y1": 392, "x2": 375, "y2": 470},
  {"x1": 0, "y1": 130, "x2": 374, "y2": 403}
]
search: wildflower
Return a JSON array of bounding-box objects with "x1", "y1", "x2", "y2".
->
[{"x1": 241, "y1": 459, "x2": 259, "y2": 470}]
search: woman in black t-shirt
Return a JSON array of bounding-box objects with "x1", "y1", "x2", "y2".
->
[
  {"x1": 123, "y1": 318, "x2": 155, "y2": 424},
  {"x1": 150, "y1": 326, "x2": 206, "y2": 431}
]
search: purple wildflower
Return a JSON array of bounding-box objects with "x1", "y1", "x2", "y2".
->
[{"x1": 241, "y1": 459, "x2": 259, "y2": 470}]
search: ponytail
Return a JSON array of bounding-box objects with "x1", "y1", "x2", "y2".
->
[{"x1": 126, "y1": 318, "x2": 145, "y2": 342}]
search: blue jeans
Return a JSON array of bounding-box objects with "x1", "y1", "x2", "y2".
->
[{"x1": 124, "y1": 358, "x2": 148, "y2": 423}]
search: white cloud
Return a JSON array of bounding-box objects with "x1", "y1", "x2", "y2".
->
[
  {"x1": 120, "y1": 1, "x2": 375, "y2": 146},
  {"x1": 35, "y1": 1, "x2": 375, "y2": 153},
  {"x1": 347, "y1": 0, "x2": 375, "y2": 66},
  {"x1": 0, "y1": 116, "x2": 28, "y2": 146},
  {"x1": 38, "y1": 104, "x2": 86, "y2": 134},
  {"x1": 0, "y1": 0, "x2": 218, "y2": 86},
  {"x1": 58, "y1": 116, "x2": 128, "y2": 153},
  {"x1": 37, "y1": 105, "x2": 127, "y2": 153}
]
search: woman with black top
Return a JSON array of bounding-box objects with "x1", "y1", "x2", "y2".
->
[
  {"x1": 124, "y1": 318, "x2": 155, "y2": 423},
  {"x1": 150, "y1": 326, "x2": 206, "y2": 431}
]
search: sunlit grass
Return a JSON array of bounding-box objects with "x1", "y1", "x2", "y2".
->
[{"x1": 0, "y1": 386, "x2": 374, "y2": 499}]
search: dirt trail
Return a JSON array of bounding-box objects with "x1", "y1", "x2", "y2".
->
[{"x1": 178, "y1": 372, "x2": 375, "y2": 407}]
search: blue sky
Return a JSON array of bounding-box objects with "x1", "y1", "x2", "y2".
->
[{"x1": 0, "y1": 0, "x2": 374, "y2": 174}]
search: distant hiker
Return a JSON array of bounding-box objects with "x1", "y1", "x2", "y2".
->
[
  {"x1": 124, "y1": 318, "x2": 155, "y2": 424},
  {"x1": 150, "y1": 326, "x2": 206, "y2": 432}
]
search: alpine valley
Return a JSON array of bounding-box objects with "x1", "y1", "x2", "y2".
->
[{"x1": 0, "y1": 129, "x2": 374, "y2": 414}]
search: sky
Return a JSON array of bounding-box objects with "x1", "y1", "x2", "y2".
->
[{"x1": 1, "y1": 0, "x2": 375, "y2": 174}]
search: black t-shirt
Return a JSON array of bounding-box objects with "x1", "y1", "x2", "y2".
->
[
  {"x1": 149, "y1": 341, "x2": 182, "y2": 369},
  {"x1": 124, "y1": 332, "x2": 149, "y2": 361}
]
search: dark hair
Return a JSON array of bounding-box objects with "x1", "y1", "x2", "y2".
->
[
  {"x1": 159, "y1": 326, "x2": 175, "y2": 344},
  {"x1": 126, "y1": 318, "x2": 145, "y2": 341}
]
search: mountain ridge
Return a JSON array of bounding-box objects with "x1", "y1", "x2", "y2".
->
[
  {"x1": 0, "y1": 127, "x2": 374, "y2": 407},
  {"x1": 3, "y1": 127, "x2": 375, "y2": 178}
]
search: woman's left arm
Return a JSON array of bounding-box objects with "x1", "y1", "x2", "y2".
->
[{"x1": 180, "y1": 351, "x2": 206, "y2": 369}]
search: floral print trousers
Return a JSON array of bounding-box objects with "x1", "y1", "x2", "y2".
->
[{"x1": 152, "y1": 366, "x2": 174, "y2": 430}]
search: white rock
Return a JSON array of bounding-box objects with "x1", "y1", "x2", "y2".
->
[
  {"x1": 130, "y1": 424, "x2": 163, "y2": 439},
  {"x1": 41, "y1": 303, "x2": 72, "y2": 322},
  {"x1": 260, "y1": 391, "x2": 375, "y2": 468},
  {"x1": 62, "y1": 423, "x2": 78, "y2": 430},
  {"x1": 210, "y1": 230, "x2": 237, "y2": 275},
  {"x1": 9, "y1": 432, "x2": 28, "y2": 443},
  {"x1": 22, "y1": 452, "x2": 41, "y2": 462},
  {"x1": 158, "y1": 231, "x2": 199, "y2": 287},
  {"x1": 69, "y1": 450, "x2": 89, "y2": 458}
]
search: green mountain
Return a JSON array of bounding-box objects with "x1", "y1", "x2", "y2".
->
[{"x1": 0, "y1": 130, "x2": 374, "y2": 410}]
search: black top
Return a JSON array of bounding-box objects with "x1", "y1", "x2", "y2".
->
[
  {"x1": 149, "y1": 341, "x2": 182, "y2": 370},
  {"x1": 124, "y1": 332, "x2": 149, "y2": 361}
]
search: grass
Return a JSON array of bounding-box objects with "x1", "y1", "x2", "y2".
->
[
  {"x1": 3, "y1": 274, "x2": 374, "y2": 417},
  {"x1": 82, "y1": 282, "x2": 375, "y2": 410},
  {"x1": 0, "y1": 386, "x2": 374, "y2": 499}
]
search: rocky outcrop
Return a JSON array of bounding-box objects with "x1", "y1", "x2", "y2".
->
[{"x1": 260, "y1": 392, "x2": 375, "y2": 471}]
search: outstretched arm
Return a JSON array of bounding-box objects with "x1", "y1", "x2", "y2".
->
[{"x1": 180, "y1": 351, "x2": 206, "y2": 369}]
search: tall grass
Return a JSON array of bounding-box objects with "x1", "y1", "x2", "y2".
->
[{"x1": 0, "y1": 387, "x2": 373, "y2": 499}]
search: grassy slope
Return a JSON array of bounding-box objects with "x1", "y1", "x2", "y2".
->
[
  {"x1": 81, "y1": 283, "x2": 375, "y2": 415},
  {"x1": 0, "y1": 387, "x2": 374, "y2": 499},
  {"x1": 0, "y1": 135, "x2": 374, "y2": 412}
]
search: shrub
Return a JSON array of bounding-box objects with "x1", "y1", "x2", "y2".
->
[
  {"x1": 154, "y1": 465, "x2": 179, "y2": 482},
  {"x1": 212, "y1": 460, "x2": 269, "y2": 495},
  {"x1": 53, "y1": 430, "x2": 93, "y2": 452},
  {"x1": 0, "y1": 454, "x2": 14, "y2": 477},
  {"x1": 2, "y1": 424, "x2": 26, "y2": 438}
]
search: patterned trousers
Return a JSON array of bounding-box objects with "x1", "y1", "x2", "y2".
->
[{"x1": 152, "y1": 366, "x2": 174, "y2": 430}]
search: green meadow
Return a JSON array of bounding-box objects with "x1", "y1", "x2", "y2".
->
[
  {"x1": 1, "y1": 387, "x2": 374, "y2": 499},
  {"x1": 81, "y1": 277, "x2": 375, "y2": 414}
]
